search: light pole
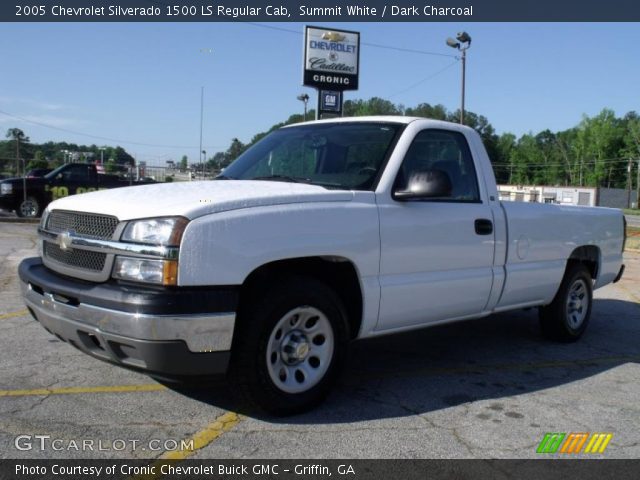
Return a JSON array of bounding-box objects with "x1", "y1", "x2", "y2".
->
[
  {"x1": 199, "y1": 86, "x2": 204, "y2": 179},
  {"x1": 446, "y1": 32, "x2": 472, "y2": 125},
  {"x1": 202, "y1": 150, "x2": 207, "y2": 178},
  {"x1": 297, "y1": 93, "x2": 310, "y2": 121}
]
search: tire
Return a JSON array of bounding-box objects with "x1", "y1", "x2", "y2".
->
[
  {"x1": 230, "y1": 275, "x2": 350, "y2": 415},
  {"x1": 16, "y1": 196, "x2": 41, "y2": 218},
  {"x1": 539, "y1": 263, "x2": 593, "y2": 342}
]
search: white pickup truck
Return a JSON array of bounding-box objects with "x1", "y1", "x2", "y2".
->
[{"x1": 19, "y1": 117, "x2": 626, "y2": 415}]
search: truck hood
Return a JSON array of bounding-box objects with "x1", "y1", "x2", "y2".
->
[{"x1": 46, "y1": 180, "x2": 354, "y2": 220}]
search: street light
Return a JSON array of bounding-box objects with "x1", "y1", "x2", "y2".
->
[
  {"x1": 446, "y1": 31, "x2": 472, "y2": 124},
  {"x1": 297, "y1": 93, "x2": 310, "y2": 121},
  {"x1": 202, "y1": 149, "x2": 207, "y2": 179}
]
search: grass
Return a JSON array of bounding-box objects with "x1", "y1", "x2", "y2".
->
[{"x1": 623, "y1": 208, "x2": 640, "y2": 216}]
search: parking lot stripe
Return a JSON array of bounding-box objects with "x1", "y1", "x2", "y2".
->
[
  {"x1": 0, "y1": 384, "x2": 166, "y2": 397},
  {"x1": 0, "y1": 309, "x2": 28, "y2": 320},
  {"x1": 128, "y1": 412, "x2": 242, "y2": 480},
  {"x1": 160, "y1": 411, "x2": 242, "y2": 460}
]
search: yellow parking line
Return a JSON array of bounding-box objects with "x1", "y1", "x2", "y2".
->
[
  {"x1": 0, "y1": 384, "x2": 166, "y2": 397},
  {"x1": 130, "y1": 412, "x2": 243, "y2": 480},
  {"x1": 0, "y1": 309, "x2": 28, "y2": 320},
  {"x1": 160, "y1": 411, "x2": 242, "y2": 460}
]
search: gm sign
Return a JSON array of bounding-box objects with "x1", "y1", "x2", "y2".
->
[{"x1": 303, "y1": 26, "x2": 360, "y2": 91}]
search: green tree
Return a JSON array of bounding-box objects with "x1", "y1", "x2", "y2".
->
[
  {"x1": 404, "y1": 103, "x2": 448, "y2": 120},
  {"x1": 179, "y1": 155, "x2": 188, "y2": 172},
  {"x1": 5, "y1": 128, "x2": 30, "y2": 175},
  {"x1": 26, "y1": 150, "x2": 49, "y2": 171},
  {"x1": 225, "y1": 138, "x2": 246, "y2": 166}
]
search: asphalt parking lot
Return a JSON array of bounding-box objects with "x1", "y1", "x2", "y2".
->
[{"x1": 1, "y1": 222, "x2": 639, "y2": 460}]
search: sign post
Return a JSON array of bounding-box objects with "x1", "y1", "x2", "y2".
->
[{"x1": 303, "y1": 26, "x2": 360, "y2": 119}]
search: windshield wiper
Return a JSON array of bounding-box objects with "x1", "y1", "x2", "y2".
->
[{"x1": 252, "y1": 175, "x2": 312, "y2": 184}]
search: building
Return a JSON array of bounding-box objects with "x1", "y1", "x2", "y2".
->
[
  {"x1": 498, "y1": 185, "x2": 638, "y2": 209},
  {"x1": 498, "y1": 185, "x2": 597, "y2": 207}
]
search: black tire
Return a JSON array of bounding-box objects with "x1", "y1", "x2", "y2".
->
[
  {"x1": 539, "y1": 263, "x2": 593, "y2": 342},
  {"x1": 230, "y1": 275, "x2": 350, "y2": 416},
  {"x1": 16, "y1": 196, "x2": 41, "y2": 218}
]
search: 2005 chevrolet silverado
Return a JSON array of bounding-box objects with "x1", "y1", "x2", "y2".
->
[{"x1": 19, "y1": 117, "x2": 626, "y2": 414}]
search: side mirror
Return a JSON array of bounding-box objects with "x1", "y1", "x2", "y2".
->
[{"x1": 394, "y1": 169, "x2": 452, "y2": 200}]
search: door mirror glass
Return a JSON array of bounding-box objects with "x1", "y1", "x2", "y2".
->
[{"x1": 393, "y1": 169, "x2": 452, "y2": 200}]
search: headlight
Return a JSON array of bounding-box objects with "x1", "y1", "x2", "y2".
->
[
  {"x1": 113, "y1": 257, "x2": 178, "y2": 285},
  {"x1": 0, "y1": 183, "x2": 13, "y2": 195},
  {"x1": 121, "y1": 217, "x2": 188, "y2": 246}
]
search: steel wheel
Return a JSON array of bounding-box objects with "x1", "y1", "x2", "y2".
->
[
  {"x1": 540, "y1": 263, "x2": 592, "y2": 342},
  {"x1": 266, "y1": 306, "x2": 335, "y2": 394},
  {"x1": 566, "y1": 278, "x2": 588, "y2": 328}
]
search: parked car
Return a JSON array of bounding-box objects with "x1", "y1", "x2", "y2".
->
[{"x1": 19, "y1": 117, "x2": 625, "y2": 414}]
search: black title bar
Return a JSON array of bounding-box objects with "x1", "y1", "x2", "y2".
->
[
  {"x1": 3, "y1": 459, "x2": 640, "y2": 480},
  {"x1": 3, "y1": 0, "x2": 640, "y2": 22}
]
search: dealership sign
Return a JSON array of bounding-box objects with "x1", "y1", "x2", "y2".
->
[{"x1": 303, "y1": 26, "x2": 360, "y2": 91}]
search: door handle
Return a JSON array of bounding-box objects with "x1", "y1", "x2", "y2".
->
[{"x1": 474, "y1": 218, "x2": 493, "y2": 235}]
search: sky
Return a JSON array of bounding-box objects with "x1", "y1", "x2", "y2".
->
[{"x1": 1, "y1": 22, "x2": 639, "y2": 166}]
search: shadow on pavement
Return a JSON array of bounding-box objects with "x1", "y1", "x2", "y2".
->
[{"x1": 164, "y1": 298, "x2": 640, "y2": 422}]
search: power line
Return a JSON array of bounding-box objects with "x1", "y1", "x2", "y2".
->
[
  {"x1": 388, "y1": 60, "x2": 459, "y2": 99},
  {"x1": 0, "y1": 109, "x2": 225, "y2": 150},
  {"x1": 244, "y1": 22, "x2": 457, "y2": 58}
]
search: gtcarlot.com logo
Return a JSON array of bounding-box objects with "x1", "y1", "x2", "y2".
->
[
  {"x1": 536, "y1": 432, "x2": 613, "y2": 454},
  {"x1": 14, "y1": 435, "x2": 194, "y2": 452}
]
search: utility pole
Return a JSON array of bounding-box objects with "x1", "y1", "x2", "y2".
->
[
  {"x1": 199, "y1": 86, "x2": 204, "y2": 180},
  {"x1": 636, "y1": 159, "x2": 640, "y2": 209},
  {"x1": 15, "y1": 136, "x2": 21, "y2": 176},
  {"x1": 627, "y1": 158, "x2": 633, "y2": 209}
]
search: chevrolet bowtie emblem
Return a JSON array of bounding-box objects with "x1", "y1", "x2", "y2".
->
[
  {"x1": 57, "y1": 231, "x2": 73, "y2": 251},
  {"x1": 321, "y1": 31, "x2": 346, "y2": 42}
]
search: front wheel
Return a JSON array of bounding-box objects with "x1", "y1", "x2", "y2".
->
[
  {"x1": 230, "y1": 276, "x2": 350, "y2": 415},
  {"x1": 539, "y1": 263, "x2": 593, "y2": 342},
  {"x1": 16, "y1": 196, "x2": 41, "y2": 218}
]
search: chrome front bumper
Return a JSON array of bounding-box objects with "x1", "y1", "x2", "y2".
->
[{"x1": 22, "y1": 280, "x2": 235, "y2": 353}]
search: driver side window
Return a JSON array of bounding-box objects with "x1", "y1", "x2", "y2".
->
[{"x1": 396, "y1": 129, "x2": 480, "y2": 202}]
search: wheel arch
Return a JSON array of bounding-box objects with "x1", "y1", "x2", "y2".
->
[
  {"x1": 237, "y1": 256, "x2": 364, "y2": 340},
  {"x1": 567, "y1": 245, "x2": 600, "y2": 280}
]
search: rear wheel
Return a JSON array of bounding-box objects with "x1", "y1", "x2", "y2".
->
[
  {"x1": 230, "y1": 276, "x2": 349, "y2": 415},
  {"x1": 16, "y1": 196, "x2": 41, "y2": 218},
  {"x1": 539, "y1": 263, "x2": 593, "y2": 342}
]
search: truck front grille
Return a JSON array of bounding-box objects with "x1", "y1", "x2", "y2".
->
[
  {"x1": 46, "y1": 210, "x2": 119, "y2": 240},
  {"x1": 43, "y1": 242, "x2": 107, "y2": 272}
]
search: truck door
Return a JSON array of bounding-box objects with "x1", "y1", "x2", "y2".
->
[
  {"x1": 49, "y1": 164, "x2": 95, "y2": 200},
  {"x1": 376, "y1": 129, "x2": 495, "y2": 331}
]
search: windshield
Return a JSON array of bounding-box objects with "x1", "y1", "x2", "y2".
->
[
  {"x1": 221, "y1": 122, "x2": 403, "y2": 190},
  {"x1": 44, "y1": 164, "x2": 68, "y2": 179}
]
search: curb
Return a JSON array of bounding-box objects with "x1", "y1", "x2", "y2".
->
[{"x1": 0, "y1": 217, "x2": 39, "y2": 224}]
